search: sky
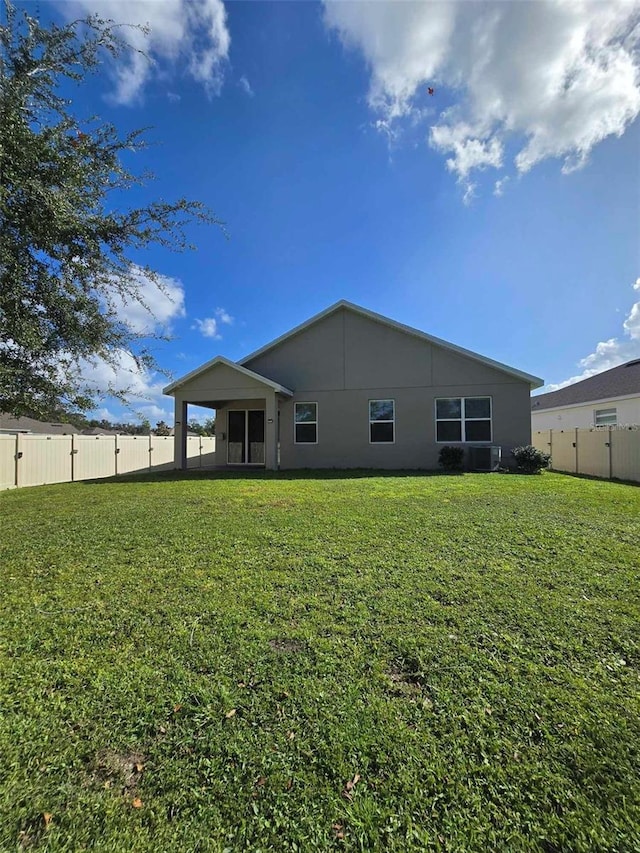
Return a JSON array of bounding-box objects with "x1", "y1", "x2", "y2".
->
[{"x1": 23, "y1": 1, "x2": 640, "y2": 424}]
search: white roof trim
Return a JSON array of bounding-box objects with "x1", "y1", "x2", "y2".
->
[
  {"x1": 163, "y1": 356, "x2": 294, "y2": 396},
  {"x1": 240, "y1": 300, "x2": 544, "y2": 389}
]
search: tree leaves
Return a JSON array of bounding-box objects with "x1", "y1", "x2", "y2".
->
[{"x1": 0, "y1": 1, "x2": 223, "y2": 417}]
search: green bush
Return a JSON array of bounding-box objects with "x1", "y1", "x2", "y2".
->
[
  {"x1": 438, "y1": 446, "x2": 465, "y2": 472},
  {"x1": 511, "y1": 445, "x2": 551, "y2": 474}
]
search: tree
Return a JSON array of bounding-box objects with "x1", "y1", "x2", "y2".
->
[
  {"x1": 0, "y1": 2, "x2": 222, "y2": 418},
  {"x1": 154, "y1": 420, "x2": 170, "y2": 436},
  {"x1": 188, "y1": 416, "x2": 215, "y2": 436}
]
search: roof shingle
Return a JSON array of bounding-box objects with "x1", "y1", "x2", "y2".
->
[{"x1": 531, "y1": 359, "x2": 640, "y2": 411}]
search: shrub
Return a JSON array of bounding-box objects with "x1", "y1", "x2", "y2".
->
[
  {"x1": 511, "y1": 445, "x2": 551, "y2": 474},
  {"x1": 439, "y1": 446, "x2": 465, "y2": 472}
]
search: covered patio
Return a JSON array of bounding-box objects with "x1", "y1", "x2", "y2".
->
[{"x1": 163, "y1": 357, "x2": 293, "y2": 471}]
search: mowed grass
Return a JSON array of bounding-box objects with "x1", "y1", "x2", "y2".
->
[{"x1": 1, "y1": 471, "x2": 639, "y2": 852}]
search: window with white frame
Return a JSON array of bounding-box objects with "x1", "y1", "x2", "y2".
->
[
  {"x1": 369, "y1": 399, "x2": 395, "y2": 443},
  {"x1": 594, "y1": 407, "x2": 617, "y2": 427},
  {"x1": 435, "y1": 397, "x2": 492, "y2": 442},
  {"x1": 294, "y1": 402, "x2": 318, "y2": 443}
]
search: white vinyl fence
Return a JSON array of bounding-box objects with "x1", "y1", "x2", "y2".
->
[
  {"x1": 533, "y1": 428, "x2": 640, "y2": 484},
  {"x1": 0, "y1": 434, "x2": 215, "y2": 490}
]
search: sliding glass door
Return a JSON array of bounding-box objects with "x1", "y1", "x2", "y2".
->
[{"x1": 227, "y1": 410, "x2": 265, "y2": 464}]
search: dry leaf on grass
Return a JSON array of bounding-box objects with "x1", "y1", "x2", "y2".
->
[
  {"x1": 225, "y1": 708, "x2": 237, "y2": 719},
  {"x1": 332, "y1": 822, "x2": 345, "y2": 839},
  {"x1": 43, "y1": 813, "x2": 53, "y2": 829},
  {"x1": 341, "y1": 773, "x2": 361, "y2": 800},
  {"x1": 131, "y1": 798, "x2": 143, "y2": 809}
]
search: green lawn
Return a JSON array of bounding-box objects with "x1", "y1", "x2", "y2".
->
[{"x1": 1, "y1": 471, "x2": 639, "y2": 852}]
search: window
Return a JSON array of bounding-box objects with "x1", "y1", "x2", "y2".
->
[
  {"x1": 594, "y1": 407, "x2": 617, "y2": 427},
  {"x1": 294, "y1": 402, "x2": 317, "y2": 443},
  {"x1": 369, "y1": 399, "x2": 395, "y2": 443},
  {"x1": 436, "y1": 397, "x2": 492, "y2": 442}
]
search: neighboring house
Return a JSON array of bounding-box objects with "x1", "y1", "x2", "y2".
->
[
  {"x1": 531, "y1": 359, "x2": 640, "y2": 430},
  {"x1": 164, "y1": 300, "x2": 543, "y2": 471},
  {"x1": 0, "y1": 414, "x2": 80, "y2": 435},
  {"x1": 81, "y1": 427, "x2": 121, "y2": 436}
]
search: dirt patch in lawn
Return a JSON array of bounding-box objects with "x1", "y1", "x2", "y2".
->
[
  {"x1": 269, "y1": 638, "x2": 305, "y2": 654},
  {"x1": 386, "y1": 658, "x2": 425, "y2": 696},
  {"x1": 87, "y1": 749, "x2": 145, "y2": 793}
]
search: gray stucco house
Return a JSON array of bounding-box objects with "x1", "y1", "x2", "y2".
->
[{"x1": 164, "y1": 301, "x2": 543, "y2": 471}]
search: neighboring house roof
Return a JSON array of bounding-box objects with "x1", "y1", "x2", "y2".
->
[
  {"x1": 240, "y1": 300, "x2": 543, "y2": 389},
  {"x1": 81, "y1": 427, "x2": 120, "y2": 436},
  {"x1": 0, "y1": 414, "x2": 80, "y2": 434},
  {"x1": 163, "y1": 355, "x2": 295, "y2": 396},
  {"x1": 531, "y1": 359, "x2": 640, "y2": 411}
]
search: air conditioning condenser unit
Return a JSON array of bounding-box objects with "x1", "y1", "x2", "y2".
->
[{"x1": 469, "y1": 445, "x2": 502, "y2": 472}]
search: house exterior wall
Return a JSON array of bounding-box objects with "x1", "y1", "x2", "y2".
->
[
  {"x1": 244, "y1": 307, "x2": 532, "y2": 470},
  {"x1": 531, "y1": 395, "x2": 640, "y2": 431}
]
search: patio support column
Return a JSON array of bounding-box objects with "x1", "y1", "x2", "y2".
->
[
  {"x1": 174, "y1": 397, "x2": 188, "y2": 470},
  {"x1": 265, "y1": 391, "x2": 278, "y2": 471}
]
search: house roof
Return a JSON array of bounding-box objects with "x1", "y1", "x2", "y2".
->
[
  {"x1": 163, "y1": 355, "x2": 294, "y2": 396},
  {"x1": 0, "y1": 414, "x2": 80, "y2": 434},
  {"x1": 531, "y1": 359, "x2": 640, "y2": 411},
  {"x1": 240, "y1": 300, "x2": 544, "y2": 389}
]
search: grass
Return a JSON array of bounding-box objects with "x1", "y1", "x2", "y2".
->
[{"x1": 0, "y1": 470, "x2": 639, "y2": 852}]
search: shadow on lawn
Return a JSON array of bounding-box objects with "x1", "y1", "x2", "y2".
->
[{"x1": 82, "y1": 467, "x2": 465, "y2": 485}]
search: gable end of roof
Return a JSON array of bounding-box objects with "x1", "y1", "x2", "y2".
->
[
  {"x1": 163, "y1": 356, "x2": 293, "y2": 396},
  {"x1": 240, "y1": 300, "x2": 543, "y2": 389}
]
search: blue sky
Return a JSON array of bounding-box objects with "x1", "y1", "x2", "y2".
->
[{"x1": 34, "y1": 1, "x2": 640, "y2": 423}]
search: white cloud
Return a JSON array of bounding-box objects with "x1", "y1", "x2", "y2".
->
[
  {"x1": 191, "y1": 307, "x2": 233, "y2": 339},
  {"x1": 92, "y1": 406, "x2": 120, "y2": 422},
  {"x1": 59, "y1": 0, "x2": 230, "y2": 104},
  {"x1": 324, "y1": 1, "x2": 640, "y2": 195},
  {"x1": 462, "y1": 181, "x2": 476, "y2": 207},
  {"x1": 215, "y1": 307, "x2": 234, "y2": 325},
  {"x1": 106, "y1": 265, "x2": 186, "y2": 334},
  {"x1": 239, "y1": 75, "x2": 255, "y2": 97},
  {"x1": 78, "y1": 348, "x2": 165, "y2": 400},
  {"x1": 542, "y1": 278, "x2": 640, "y2": 391},
  {"x1": 325, "y1": 0, "x2": 457, "y2": 121},
  {"x1": 430, "y1": 123, "x2": 504, "y2": 179},
  {"x1": 493, "y1": 176, "x2": 510, "y2": 197},
  {"x1": 192, "y1": 317, "x2": 222, "y2": 339},
  {"x1": 136, "y1": 403, "x2": 173, "y2": 422}
]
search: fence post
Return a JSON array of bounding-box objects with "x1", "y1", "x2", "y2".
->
[
  {"x1": 148, "y1": 433, "x2": 152, "y2": 471},
  {"x1": 71, "y1": 434, "x2": 76, "y2": 482},
  {"x1": 607, "y1": 427, "x2": 613, "y2": 480},
  {"x1": 549, "y1": 429, "x2": 553, "y2": 470},
  {"x1": 574, "y1": 428, "x2": 579, "y2": 474},
  {"x1": 14, "y1": 433, "x2": 21, "y2": 487}
]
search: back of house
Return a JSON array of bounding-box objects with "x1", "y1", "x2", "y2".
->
[{"x1": 165, "y1": 301, "x2": 542, "y2": 470}]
